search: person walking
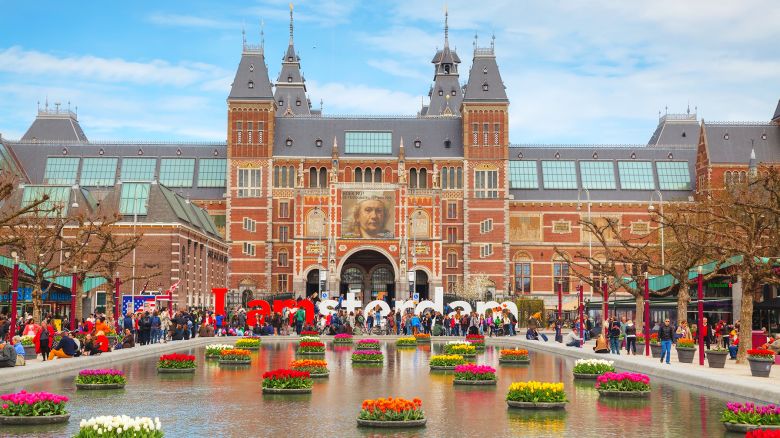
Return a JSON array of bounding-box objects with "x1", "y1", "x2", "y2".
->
[
  {"x1": 625, "y1": 320, "x2": 637, "y2": 355},
  {"x1": 701, "y1": 317, "x2": 713, "y2": 350},
  {"x1": 659, "y1": 318, "x2": 675, "y2": 364},
  {"x1": 37, "y1": 320, "x2": 55, "y2": 361}
]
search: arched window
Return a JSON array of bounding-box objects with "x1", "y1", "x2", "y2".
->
[
  {"x1": 318, "y1": 167, "x2": 327, "y2": 188},
  {"x1": 365, "y1": 167, "x2": 373, "y2": 183},
  {"x1": 278, "y1": 249, "x2": 288, "y2": 267},
  {"x1": 409, "y1": 168, "x2": 418, "y2": 188},
  {"x1": 288, "y1": 166, "x2": 295, "y2": 188},
  {"x1": 343, "y1": 267, "x2": 364, "y2": 291},
  {"x1": 456, "y1": 167, "x2": 463, "y2": 188},
  {"x1": 442, "y1": 167, "x2": 449, "y2": 189},
  {"x1": 419, "y1": 168, "x2": 427, "y2": 188},
  {"x1": 309, "y1": 167, "x2": 317, "y2": 188},
  {"x1": 273, "y1": 166, "x2": 280, "y2": 187},
  {"x1": 355, "y1": 167, "x2": 363, "y2": 183},
  {"x1": 374, "y1": 167, "x2": 382, "y2": 183},
  {"x1": 371, "y1": 267, "x2": 392, "y2": 296},
  {"x1": 447, "y1": 250, "x2": 457, "y2": 268},
  {"x1": 552, "y1": 254, "x2": 570, "y2": 294}
]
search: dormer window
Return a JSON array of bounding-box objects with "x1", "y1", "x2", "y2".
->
[
  {"x1": 285, "y1": 138, "x2": 293, "y2": 147},
  {"x1": 249, "y1": 63, "x2": 254, "y2": 72},
  {"x1": 248, "y1": 81, "x2": 254, "y2": 89},
  {"x1": 296, "y1": 99, "x2": 301, "y2": 106},
  {"x1": 483, "y1": 66, "x2": 488, "y2": 74},
  {"x1": 762, "y1": 133, "x2": 767, "y2": 140},
  {"x1": 315, "y1": 138, "x2": 323, "y2": 147},
  {"x1": 451, "y1": 90, "x2": 456, "y2": 96},
  {"x1": 438, "y1": 89, "x2": 443, "y2": 96},
  {"x1": 287, "y1": 56, "x2": 293, "y2": 62},
  {"x1": 724, "y1": 133, "x2": 729, "y2": 140},
  {"x1": 444, "y1": 138, "x2": 451, "y2": 148},
  {"x1": 444, "y1": 64, "x2": 450, "y2": 74},
  {"x1": 287, "y1": 76, "x2": 292, "y2": 83},
  {"x1": 482, "y1": 83, "x2": 489, "y2": 91},
  {"x1": 279, "y1": 100, "x2": 284, "y2": 106},
  {"x1": 414, "y1": 139, "x2": 421, "y2": 148}
]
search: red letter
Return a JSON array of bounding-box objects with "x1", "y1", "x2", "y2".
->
[
  {"x1": 211, "y1": 288, "x2": 228, "y2": 317},
  {"x1": 273, "y1": 299, "x2": 315, "y2": 325},
  {"x1": 246, "y1": 300, "x2": 271, "y2": 326}
]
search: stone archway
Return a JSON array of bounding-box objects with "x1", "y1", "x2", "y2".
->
[{"x1": 338, "y1": 248, "x2": 396, "y2": 303}]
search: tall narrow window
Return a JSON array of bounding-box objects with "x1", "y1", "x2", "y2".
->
[
  {"x1": 418, "y1": 168, "x2": 427, "y2": 188},
  {"x1": 237, "y1": 168, "x2": 261, "y2": 197},
  {"x1": 236, "y1": 121, "x2": 242, "y2": 144},
  {"x1": 493, "y1": 123, "x2": 500, "y2": 145},
  {"x1": 309, "y1": 167, "x2": 317, "y2": 187},
  {"x1": 447, "y1": 226, "x2": 457, "y2": 243},
  {"x1": 278, "y1": 250, "x2": 288, "y2": 267},
  {"x1": 288, "y1": 166, "x2": 295, "y2": 188},
  {"x1": 279, "y1": 201, "x2": 289, "y2": 218},
  {"x1": 318, "y1": 167, "x2": 327, "y2": 188},
  {"x1": 447, "y1": 252, "x2": 457, "y2": 268},
  {"x1": 483, "y1": 123, "x2": 489, "y2": 145},
  {"x1": 475, "y1": 169, "x2": 498, "y2": 198},
  {"x1": 247, "y1": 122, "x2": 253, "y2": 144},
  {"x1": 447, "y1": 201, "x2": 457, "y2": 219},
  {"x1": 553, "y1": 262, "x2": 570, "y2": 293},
  {"x1": 277, "y1": 274, "x2": 288, "y2": 293},
  {"x1": 442, "y1": 167, "x2": 449, "y2": 189},
  {"x1": 355, "y1": 167, "x2": 363, "y2": 183},
  {"x1": 447, "y1": 275, "x2": 457, "y2": 294},
  {"x1": 257, "y1": 122, "x2": 264, "y2": 144},
  {"x1": 456, "y1": 167, "x2": 463, "y2": 188},
  {"x1": 472, "y1": 123, "x2": 478, "y2": 145},
  {"x1": 409, "y1": 168, "x2": 417, "y2": 188},
  {"x1": 279, "y1": 226, "x2": 289, "y2": 242},
  {"x1": 374, "y1": 167, "x2": 382, "y2": 183},
  {"x1": 365, "y1": 168, "x2": 373, "y2": 183},
  {"x1": 514, "y1": 262, "x2": 531, "y2": 294}
]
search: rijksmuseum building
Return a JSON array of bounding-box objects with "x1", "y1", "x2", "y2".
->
[{"x1": 1, "y1": 10, "x2": 779, "y2": 319}]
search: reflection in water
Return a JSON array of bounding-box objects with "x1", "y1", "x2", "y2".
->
[{"x1": 0, "y1": 342, "x2": 737, "y2": 438}]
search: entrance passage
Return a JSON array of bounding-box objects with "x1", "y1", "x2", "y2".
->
[
  {"x1": 414, "y1": 270, "x2": 429, "y2": 300},
  {"x1": 339, "y1": 249, "x2": 395, "y2": 302}
]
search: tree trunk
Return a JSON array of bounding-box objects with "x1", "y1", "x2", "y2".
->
[
  {"x1": 736, "y1": 278, "x2": 755, "y2": 364},
  {"x1": 634, "y1": 294, "x2": 644, "y2": 336},
  {"x1": 32, "y1": 287, "x2": 42, "y2": 323},
  {"x1": 105, "y1": 288, "x2": 115, "y2": 329},
  {"x1": 677, "y1": 282, "x2": 690, "y2": 324}
]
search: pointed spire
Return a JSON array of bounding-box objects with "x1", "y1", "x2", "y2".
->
[
  {"x1": 260, "y1": 19, "x2": 265, "y2": 54},
  {"x1": 289, "y1": 3, "x2": 294, "y2": 45},
  {"x1": 444, "y1": 5, "x2": 449, "y2": 48},
  {"x1": 399, "y1": 137, "x2": 405, "y2": 160},
  {"x1": 242, "y1": 24, "x2": 246, "y2": 47},
  {"x1": 749, "y1": 142, "x2": 757, "y2": 178}
]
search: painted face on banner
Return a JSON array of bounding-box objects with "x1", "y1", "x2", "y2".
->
[{"x1": 357, "y1": 199, "x2": 386, "y2": 237}]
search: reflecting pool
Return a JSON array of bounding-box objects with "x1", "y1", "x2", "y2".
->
[{"x1": 0, "y1": 341, "x2": 745, "y2": 437}]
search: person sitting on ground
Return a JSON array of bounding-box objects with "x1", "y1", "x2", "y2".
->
[
  {"x1": 593, "y1": 334, "x2": 610, "y2": 354},
  {"x1": 564, "y1": 328, "x2": 582, "y2": 347},
  {"x1": 767, "y1": 335, "x2": 780, "y2": 354},
  {"x1": 82, "y1": 334, "x2": 101, "y2": 356},
  {"x1": 94, "y1": 331, "x2": 110, "y2": 353},
  {"x1": 12, "y1": 336, "x2": 25, "y2": 366},
  {"x1": 48, "y1": 331, "x2": 78, "y2": 360},
  {"x1": 0, "y1": 341, "x2": 17, "y2": 367},
  {"x1": 116, "y1": 328, "x2": 135, "y2": 350},
  {"x1": 525, "y1": 327, "x2": 549, "y2": 342},
  {"x1": 252, "y1": 322, "x2": 263, "y2": 336}
]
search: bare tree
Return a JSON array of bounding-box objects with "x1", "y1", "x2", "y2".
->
[{"x1": 452, "y1": 274, "x2": 492, "y2": 302}]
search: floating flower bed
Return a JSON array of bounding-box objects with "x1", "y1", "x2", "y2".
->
[
  {"x1": 506, "y1": 381, "x2": 567, "y2": 409},
  {"x1": 466, "y1": 334, "x2": 485, "y2": 347},
  {"x1": 299, "y1": 336, "x2": 321, "y2": 343},
  {"x1": 746, "y1": 430, "x2": 780, "y2": 437},
  {"x1": 301, "y1": 330, "x2": 320, "y2": 336},
  {"x1": 453, "y1": 364, "x2": 496, "y2": 385},
  {"x1": 396, "y1": 337, "x2": 417, "y2": 347},
  {"x1": 298, "y1": 341, "x2": 326, "y2": 354},
  {"x1": 75, "y1": 415, "x2": 163, "y2": 437},
  {"x1": 499, "y1": 349, "x2": 530, "y2": 364},
  {"x1": 357, "y1": 397, "x2": 426, "y2": 428},
  {"x1": 443, "y1": 341, "x2": 476, "y2": 356},
  {"x1": 261, "y1": 369, "x2": 313, "y2": 394},
  {"x1": 572, "y1": 359, "x2": 614, "y2": 379},
  {"x1": 235, "y1": 338, "x2": 261, "y2": 350},
  {"x1": 290, "y1": 359, "x2": 329, "y2": 377},
  {"x1": 356, "y1": 339, "x2": 381, "y2": 350},
  {"x1": 218, "y1": 349, "x2": 252, "y2": 365},
  {"x1": 157, "y1": 353, "x2": 196, "y2": 373},
  {"x1": 429, "y1": 354, "x2": 467, "y2": 370},
  {"x1": 720, "y1": 402, "x2": 780, "y2": 433},
  {"x1": 352, "y1": 350, "x2": 384, "y2": 363},
  {"x1": 205, "y1": 344, "x2": 233, "y2": 358},
  {"x1": 75, "y1": 369, "x2": 127, "y2": 389},
  {"x1": 0, "y1": 391, "x2": 70, "y2": 425},
  {"x1": 333, "y1": 333, "x2": 353, "y2": 344},
  {"x1": 596, "y1": 372, "x2": 650, "y2": 397},
  {"x1": 414, "y1": 333, "x2": 431, "y2": 342}
]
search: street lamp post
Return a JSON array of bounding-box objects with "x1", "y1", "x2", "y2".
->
[
  {"x1": 648, "y1": 190, "x2": 665, "y2": 274},
  {"x1": 114, "y1": 272, "x2": 121, "y2": 332},
  {"x1": 8, "y1": 252, "x2": 19, "y2": 342},
  {"x1": 577, "y1": 187, "x2": 592, "y2": 260},
  {"x1": 557, "y1": 278, "x2": 563, "y2": 322},
  {"x1": 578, "y1": 281, "x2": 584, "y2": 347},
  {"x1": 70, "y1": 269, "x2": 78, "y2": 331},
  {"x1": 601, "y1": 276, "x2": 609, "y2": 334},
  {"x1": 644, "y1": 271, "x2": 650, "y2": 356},
  {"x1": 697, "y1": 265, "x2": 704, "y2": 366}
]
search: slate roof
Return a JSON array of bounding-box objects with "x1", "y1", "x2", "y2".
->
[
  {"x1": 702, "y1": 122, "x2": 780, "y2": 164},
  {"x1": 647, "y1": 114, "x2": 700, "y2": 146},
  {"x1": 272, "y1": 116, "x2": 463, "y2": 158},
  {"x1": 426, "y1": 74, "x2": 463, "y2": 116},
  {"x1": 462, "y1": 47, "x2": 508, "y2": 103},
  {"x1": 21, "y1": 110, "x2": 88, "y2": 142},
  {"x1": 508, "y1": 145, "x2": 696, "y2": 202},
  {"x1": 5, "y1": 140, "x2": 227, "y2": 200},
  {"x1": 228, "y1": 48, "x2": 274, "y2": 100},
  {"x1": 773, "y1": 99, "x2": 780, "y2": 122}
]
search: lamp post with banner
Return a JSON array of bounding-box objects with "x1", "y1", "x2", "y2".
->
[
  {"x1": 578, "y1": 281, "x2": 584, "y2": 347},
  {"x1": 8, "y1": 251, "x2": 19, "y2": 342}
]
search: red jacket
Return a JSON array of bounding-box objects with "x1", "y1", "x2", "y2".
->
[{"x1": 33, "y1": 325, "x2": 55, "y2": 353}]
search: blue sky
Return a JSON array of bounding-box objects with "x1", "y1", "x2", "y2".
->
[{"x1": 1, "y1": 0, "x2": 778, "y2": 144}]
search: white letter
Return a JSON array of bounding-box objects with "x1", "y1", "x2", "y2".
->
[
  {"x1": 344, "y1": 292, "x2": 362, "y2": 314},
  {"x1": 364, "y1": 300, "x2": 391, "y2": 318},
  {"x1": 447, "y1": 301, "x2": 472, "y2": 316},
  {"x1": 318, "y1": 299, "x2": 338, "y2": 316}
]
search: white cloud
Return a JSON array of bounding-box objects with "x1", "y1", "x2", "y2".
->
[
  {"x1": 0, "y1": 46, "x2": 229, "y2": 88},
  {"x1": 146, "y1": 13, "x2": 235, "y2": 29},
  {"x1": 308, "y1": 80, "x2": 419, "y2": 115},
  {"x1": 366, "y1": 59, "x2": 428, "y2": 82}
]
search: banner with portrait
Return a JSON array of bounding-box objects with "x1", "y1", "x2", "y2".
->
[{"x1": 341, "y1": 190, "x2": 395, "y2": 238}]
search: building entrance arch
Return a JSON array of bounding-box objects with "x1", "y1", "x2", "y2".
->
[{"x1": 338, "y1": 249, "x2": 396, "y2": 303}]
